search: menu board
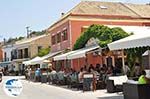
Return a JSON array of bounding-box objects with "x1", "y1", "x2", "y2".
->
[{"x1": 83, "y1": 73, "x2": 94, "y2": 91}]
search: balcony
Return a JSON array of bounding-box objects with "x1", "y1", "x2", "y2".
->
[{"x1": 2, "y1": 57, "x2": 10, "y2": 62}]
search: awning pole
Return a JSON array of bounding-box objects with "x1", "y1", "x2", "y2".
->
[
  {"x1": 122, "y1": 49, "x2": 125, "y2": 73},
  {"x1": 78, "y1": 58, "x2": 80, "y2": 70}
]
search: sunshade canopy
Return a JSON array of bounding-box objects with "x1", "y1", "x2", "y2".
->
[{"x1": 108, "y1": 26, "x2": 150, "y2": 50}]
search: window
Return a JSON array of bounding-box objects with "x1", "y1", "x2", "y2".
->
[
  {"x1": 18, "y1": 49, "x2": 23, "y2": 59},
  {"x1": 4, "y1": 52, "x2": 7, "y2": 61},
  {"x1": 62, "y1": 29, "x2": 68, "y2": 41},
  {"x1": 52, "y1": 35, "x2": 56, "y2": 45},
  {"x1": 57, "y1": 33, "x2": 61, "y2": 43},
  {"x1": 38, "y1": 46, "x2": 42, "y2": 52},
  {"x1": 24, "y1": 48, "x2": 29, "y2": 58}
]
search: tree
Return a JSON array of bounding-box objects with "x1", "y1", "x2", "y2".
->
[
  {"x1": 30, "y1": 30, "x2": 46, "y2": 37},
  {"x1": 73, "y1": 24, "x2": 129, "y2": 50},
  {"x1": 37, "y1": 47, "x2": 50, "y2": 57},
  {"x1": 6, "y1": 36, "x2": 25, "y2": 44}
]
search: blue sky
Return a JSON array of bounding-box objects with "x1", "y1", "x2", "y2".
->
[{"x1": 0, "y1": 0, "x2": 149, "y2": 41}]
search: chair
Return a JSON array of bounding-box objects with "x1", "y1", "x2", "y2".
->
[
  {"x1": 56, "y1": 72, "x2": 65, "y2": 85},
  {"x1": 83, "y1": 73, "x2": 94, "y2": 91},
  {"x1": 51, "y1": 73, "x2": 58, "y2": 84},
  {"x1": 41, "y1": 73, "x2": 48, "y2": 83}
]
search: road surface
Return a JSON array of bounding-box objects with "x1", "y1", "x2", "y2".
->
[{"x1": 0, "y1": 76, "x2": 123, "y2": 99}]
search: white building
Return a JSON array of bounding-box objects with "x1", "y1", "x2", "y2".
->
[{"x1": 0, "y1": 44, "x2": 15, "y2": 72}]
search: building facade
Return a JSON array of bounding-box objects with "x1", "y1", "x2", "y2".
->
[
  {"x1": 48, "y1": 1, "x2": 150, "y2": 71},
  {"x1": 12, "y1": 34, "x2": 51, "y2": 74},
  {"x1": 0, "y1": 42, "x2": 4, "y2": 62}
]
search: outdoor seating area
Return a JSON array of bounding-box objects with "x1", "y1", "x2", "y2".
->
[{"x1": 25, "y1": 63, "x2": 130, "y2": 92}]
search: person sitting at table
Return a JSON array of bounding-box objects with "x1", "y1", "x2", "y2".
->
[{"x1": 138, "y1": 70, "x2": 150, "y2": 84}]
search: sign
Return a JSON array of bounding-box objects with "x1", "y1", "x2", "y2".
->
[
  {"x1": 85, "y1": 37, "x2": 99, "y2": 47},
  {"x1": 3, "y1": 78, "x2": 23, "y2": 97}
]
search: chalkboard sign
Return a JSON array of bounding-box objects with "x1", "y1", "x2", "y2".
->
[{"x1": 83, "y1": 73, "x2": 94, "y2": 91}]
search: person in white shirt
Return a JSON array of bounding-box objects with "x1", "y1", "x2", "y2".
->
[{"x1": 124, "y1": 62, "x2": 130, "y2": 75}]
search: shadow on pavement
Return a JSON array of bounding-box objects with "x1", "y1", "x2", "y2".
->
[{"x1": 97, "y1": 96, "x2": 123, "y2": 99}]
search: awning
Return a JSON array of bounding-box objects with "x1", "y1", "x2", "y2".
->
[
  {"x1": 23, "y1": 51, "x2": 61, "y2": 65},
  {"x1": 41, "y1": 51, "x2": 62, "y2": 60},
  {"x1": 23, "y1": 57, "x2": 41, "y2": 65},
  {"x1": 0, "y1": 61, "x2": 12, "y2": 67},
  {"x1": 23, "y1": 60, "x2": 31, "y2": 65},
  {"x1": 67, "y1": 45, "x2": 99, "y2": 60},
  {"x1": 108, "y1": 26, "x2": 150, "y2": 50},
  {"x1": 53, "y1": 51, "x2": 76, "y2": 61},
  {"x1": 30, "y1": 56, "x2": 41, "y2": 65}
]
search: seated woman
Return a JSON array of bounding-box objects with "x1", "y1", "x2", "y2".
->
[{"x1": 138, "y1": 70, "x2": 150, "y2": 84}]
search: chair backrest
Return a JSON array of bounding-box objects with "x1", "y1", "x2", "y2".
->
[
  {"x1": 57, "y1": 72, "x2": 64, "y2": 80},
  {"x1": 109, "y1": 75, "x2": 128, "y2": 85},
  {"x1": 49, "y1": 73, "x2": 53, "y2": 80},
  {"x1": 70, "y1": 73, "x2": 78, "y2": 82},
  {"x1": 52, "y1": 73, "x2": 57, "y2": 80}
]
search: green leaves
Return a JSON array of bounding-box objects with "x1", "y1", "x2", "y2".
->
[
  {"x1": 37, "y1": 47, "x2": 50, "y2": 57},
  {"x1": 73, "y1": 24, "x2": 129, "y2": 50}
]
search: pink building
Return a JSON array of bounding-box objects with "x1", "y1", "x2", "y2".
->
[{"x1": 47, "y1": 1, "x2": 150, "y2": 71}]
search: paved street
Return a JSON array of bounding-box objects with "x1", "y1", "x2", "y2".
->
[{"x1": 0, "y1": 76, "x2": 123, "y2": 99}]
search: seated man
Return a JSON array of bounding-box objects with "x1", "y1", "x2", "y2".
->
[{"x1": 138, "y1": 70, "x2": 150, "y2": 84}]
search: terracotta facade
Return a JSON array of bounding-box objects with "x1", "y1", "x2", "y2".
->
[{"x1": 0, "y1": 48, "x2": 2, "y2": 62}]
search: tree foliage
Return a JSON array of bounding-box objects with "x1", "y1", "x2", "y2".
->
[
  {"x1": 6, "y1": 36, "x2": 25, "y2": 44},
  {"x1": 30, "y1": 30, "x2": 46, "y2": 36},
  {"x1": 37, "y1": 47, "x2": 50, "y2": 57},
  {"x1": 73, "y1": 24, "x2": 129, "y2": 50},
  {"x1": 125, "y1": 47, "x2": 149, "y2": 76}
]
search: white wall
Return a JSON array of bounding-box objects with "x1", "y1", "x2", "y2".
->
[{"x1": 2, "y1": 44, "x2": 14, "y2": 61}]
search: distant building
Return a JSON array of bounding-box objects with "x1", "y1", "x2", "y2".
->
[
  {"x1": 0, "y1": 42, "x2": 4, "y2": 62},
  {"x1": 0, "y1": 34, "x2": 51, "y2": 75},
  {"x1": 47, "y1": 1, "x2": 150, "y2": 70},
  {"x1": 12, "y1": 34, "x2": 51, "y2": 74}
]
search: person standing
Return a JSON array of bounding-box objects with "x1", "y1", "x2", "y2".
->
[
  {"x1": 123, "y1": 62, "x2": 130, "y2": 76},
  {"x1": 27, "y1": 67, "x2": 32, "y2": 82},
  {"x1": 134, "y1": 63, "x2": 141, "y2": 77},
  {"x1": 35, "y1": 68, "x2": 41, "y2": 82}
]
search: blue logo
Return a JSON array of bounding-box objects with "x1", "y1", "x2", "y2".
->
[{"x1": 3, "y1": 78, "x2": 23, "y2": 97}]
